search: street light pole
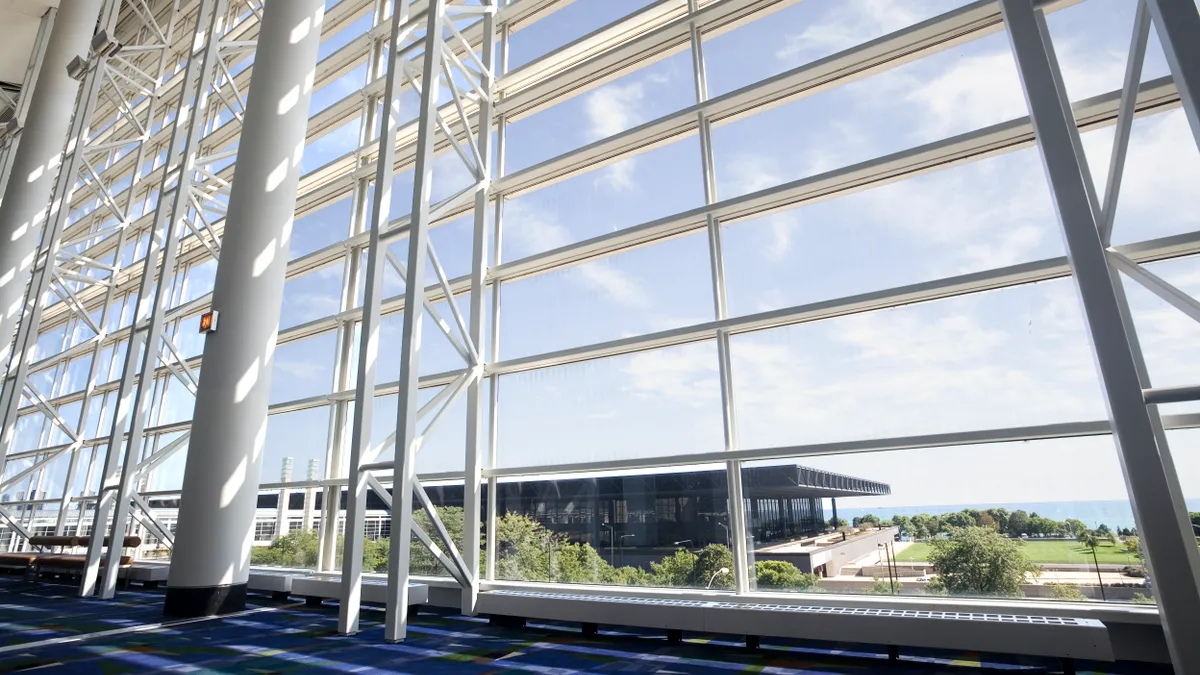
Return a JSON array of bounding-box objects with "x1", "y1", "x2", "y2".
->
[
  {"x1": 1092, "y1": 544, "x2": 1107, "y2": 602},
  {"x1": 707, "y1": 567, "x2": 730, "y2": 590},
  {"x1": 619, "y1": 534, "x2": 636, "y2": 567}
]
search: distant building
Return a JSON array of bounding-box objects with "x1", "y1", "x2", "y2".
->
[{"x1": 236, "y1": 463, "x2": 890, "y2": 553}]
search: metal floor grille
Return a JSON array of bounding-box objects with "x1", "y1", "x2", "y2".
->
[{"x1": 486, "y1": 590, "x2": 1090, "y2": 626}]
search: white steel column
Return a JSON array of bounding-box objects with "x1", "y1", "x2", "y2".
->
[
  {"x1": 386, "y1": 0, "x2": 448, "y2": 642},
  {"x1": 1146, "y1": 0, "x2": 1200, "y2": 148},
  {"x1": 319, "y1": 0, "x2": 392, "y2": 574},
  {"x1": 165, "y1": 0, "x2": 325, "y2": 617},
  {"x1": 687, "y1": 0, "x2": 749, "y2": 595},
  {"x1": 338, "y1": 0, "x2": 412, "y2": 636},
  {"x1": 484, "y1": 20, "x2": 509, "y2": 587},
  {"x1": 338, "y1": 0, "x2": 494, "y2": 641},
  {"x1": 0, "y1": 0, "x2": 105, "y2": 361},
  {"x1": 461, "y1": 1, "x2": 498, "y2": 617},
  {"x1": 1001, "y1": 2, "x2": 1200, "y2": 672}
]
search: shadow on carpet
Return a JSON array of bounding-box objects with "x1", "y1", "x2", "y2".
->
[{"x1": 0, "y1": 587, "x2": 1174, "y2": 675}]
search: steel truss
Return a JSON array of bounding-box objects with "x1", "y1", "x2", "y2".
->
[
  {"x1": 0, "y1": 0, "x2": 263, "y2": 599},
  {"x1": 337, "y1": 0, "x2": 498, "y2": 641},
  {"x1": 1001, "y1": 0, "x2": 1200, "y2": 670}
]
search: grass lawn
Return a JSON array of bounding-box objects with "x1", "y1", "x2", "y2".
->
[{"x1": 893, "y1": 540, "x2": 1140, "y2": 565}]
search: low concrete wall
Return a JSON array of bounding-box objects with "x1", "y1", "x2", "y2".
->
[
  {"x1": 811, "y1": 578, "x2": 1153, "y2": 602},
  {"x1": 860, "y1": 564, "x2": 929, "y2": 578},
  {"x1": 805, "y1": 527, "x2": 900, "y2": 576}
]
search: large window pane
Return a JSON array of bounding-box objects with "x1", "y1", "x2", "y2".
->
[
  {"x1": 496, "y1": 342, "x2": 723, "y2": 468},
  {"x1": 270, "y1": 331, "x2": 338, "y2": 404},
  {"x1": 731, "y1": 279, "x2": 1107, "y2": 450},
  {"x1": 500, "y1": 232, "x2": 713, "y2": 360},
  {"x1": 502, "y1": 138, "x2": 704, "y2": 262},
  {"x1": 505, "y1": 49, "x2": 696, "y2": 173},
  {"x1": 706, "y1": 0, "x2": 973, "y2": 97},
  {"x1": 740, "y1": 437, "x2": 1148, "y2": 604},
  {"x1": 710, "y1": 31, "x2": 1025, "y2": 201},
  {"x1": 720, "y1": 147, "x2": 1062, "y2": 318},
  {"x1": 262, "y1": 406, "x2": 331, "y2": 487},
  {"x1": 490, "y1": 468, "x2": 733, "y2": 589}
]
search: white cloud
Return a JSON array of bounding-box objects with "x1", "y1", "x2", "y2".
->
[
  {"x1": 621, "y1": 342, "x2": 720, "y2": 410},
  {"x1": 584, "y1": 81, "x2": 648, "y2": 139},
  {"x1": 615, "y1": 280, "x2": 1105, "y2": 456},
  {"x1": 897, "y1": 49, "x2": 1028, "y2": 140},
  {"x1": 722, "y1": 156, "x2": 797, "y2": 260},
  {"x1": 273, "y1": 357, "x2": 327, "y2": 381},
  {"x1": 860, "y1": 149, "x2": 1056, "y2": 272},
  {"x1": 776, "y1": 0, "x2": 954, "y2": 65},
  {"x1": 1081, "y1": 110, "x2": 1200, "y2": 243},
  {"x1": 503, "y1": 201, "x2": 649, "y2": 308},
  {"x1": 503, "y1": 199, "x2": 571, "y2": 255},
  {"x1": 575, "y1": 260, "x2": 651, "y2": 309},
  {"x1": 595, "y1": 158, "x2": 636, "y2": 192},
  {"x1": 581, "y1": 72, "x2": 670, "y2": 192}
]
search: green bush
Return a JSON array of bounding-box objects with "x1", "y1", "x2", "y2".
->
[
  {"x1": 754, "y1": 560, "x2": 819, "y2": 591},
  {"x1": 1049, "y1": 584, "x2": 1086, "y2": 601},
  {"x1": 249, "y1": 529, "x2": 321, "y2": 569},
  {"x1": 863, "y1": 578, "x2": 894, "y2": 595}
]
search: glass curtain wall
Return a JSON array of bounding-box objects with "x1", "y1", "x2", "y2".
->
[{"x1": 2, "y1": 0, "x2": 1198, "y2": 608}]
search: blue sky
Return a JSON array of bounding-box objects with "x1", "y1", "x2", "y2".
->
[{"x1": 12, "y1": 0, "x2": 1200, "y2": 517}]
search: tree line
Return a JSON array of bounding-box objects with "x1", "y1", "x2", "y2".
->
[
  {"x1": 251, "y1": 507, "x2": 821, "y2": 592},
  {"x1": 847, "y1": 508, "x2": 1131, "y2": 540}
]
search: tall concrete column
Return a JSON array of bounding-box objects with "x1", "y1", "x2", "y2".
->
[
  {"x1": 0, "y1": 0, "x2": 104, "y2": 355},
  {"x1": 164, "y1": 0, "x2": 324, "y2": 617}
]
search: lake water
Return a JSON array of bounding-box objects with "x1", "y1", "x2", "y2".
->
[{"x1": 832, "y1": 499, "x2": 1200, "y2": 532}]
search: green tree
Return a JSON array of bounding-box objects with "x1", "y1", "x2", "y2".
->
[
  {"x1": 693, "y1": 544, "x2": 735, "y2": 589},
  {"x1": 1029, "y1": 516, "x2": 1066, "y2": 537},
  {"x1": 1124, "y1": 536, "x2": 1141, "y2": 559},
  {"x1": 1063, "y1": 518, "x2": 1089, "y2": 538},
  {"x1": 828, "y1": 517, "x2": 848, "y2": 528},
  {"x1": 363, "y1": 537, "x2": 390, "y2": 573},
  {"x1": 649, "y1": 548, "x2": 699, "y2": 587},
  {"x1": 853, "y1": 514, "x2": 880, "y2": 528},
  {"x1": 943, "y1": 511, "x2": 973, "y2": 529},
  {"x1": 495, "y1": 513, "x2": 560, "y2": 582},
  {"x1": 1007, "y1": 510, "x2": 1031, "y2": 537},
  {"x1": 926, "y1": 526, "x2": 1040, "y2": 597},
  {"x1": 754, "y1": 560, "x2": 818, "y2": 591},
  {"x1": 910, "y1": 514, "x2": 939, "y2": 540},
  {"x1": 891, "y1": 515, "x2": 912, "y2": 537},
  {"x1": 986, "y1": 508, "x2": 1010, "y2": 533},
  {"x1": 556, "y1": 542, "x2": 615, "y2": 584},
  {"x1": 250, "y1": 529, "x2": 321, "y2": 568},
  {"x1": 1077, "y1": 530, "x2": 1098, "y2": 548}
]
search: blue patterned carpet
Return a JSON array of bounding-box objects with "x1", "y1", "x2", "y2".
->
[{"x1": 0, "y1": 575, "x2": 1172, "y2": 674}]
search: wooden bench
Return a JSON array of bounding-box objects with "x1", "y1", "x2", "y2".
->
[{"x1": 0, "y1": 535, "x2": 141, "y2": 582}]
